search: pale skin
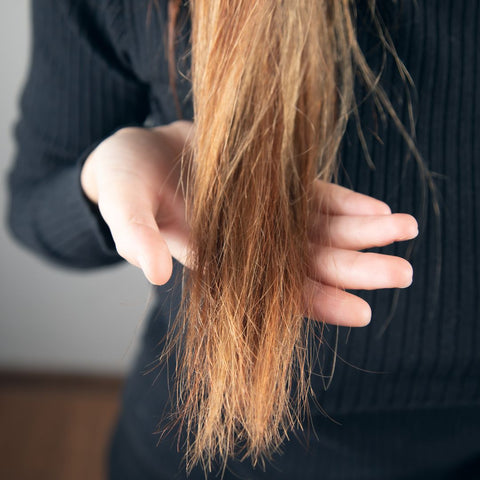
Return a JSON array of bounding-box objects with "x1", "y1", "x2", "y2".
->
[{"x1": 81, "y1": 120, "x2": 418, "y2": 328}]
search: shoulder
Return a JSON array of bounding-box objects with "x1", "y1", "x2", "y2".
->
[
  {"x1": 33, "y1": 0, "x2": 192, "y2": 121},
  {"x1": 35, "y1": 0, "x2": 174, "y2": 80}
]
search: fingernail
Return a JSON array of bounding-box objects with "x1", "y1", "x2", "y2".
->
[
  {"x1": 361, "y1": 314, "x2": 372, "y2": 326},
  {"x1": 361, "y1": 305, "x2": 372, "y2": 326},
  {"x1": 383, "y1": 204, "x2": 392, "y2": 215},
  {"x1": 401, "y1": 269, "x2": 414, "y2": 288}
]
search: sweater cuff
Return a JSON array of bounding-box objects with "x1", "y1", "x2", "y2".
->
[{"x1": 34, "y1": 143, "x2": 120, "y2": 267}]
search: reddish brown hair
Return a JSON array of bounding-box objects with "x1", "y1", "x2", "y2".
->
[{"x1": 151, "y1": 0, "x2": 438, "y2": 477}]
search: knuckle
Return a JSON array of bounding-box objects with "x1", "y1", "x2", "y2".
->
[
  {"x1": 125, "y1": 213, "x2": 157, "y2": 231},
  {"x1": 348, "y1": 251, "x2": 364, "y2": 271},
  {"x1": 115, "y1": 126, "x2": 143, "y2": 137}
]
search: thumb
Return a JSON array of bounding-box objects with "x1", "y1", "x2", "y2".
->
[
  {"x1": 117, "y1": 219, "x2": 173, "y2": 285},
  {"x1": 97, "y1": 187, "x2": 173, "y2": 285}
]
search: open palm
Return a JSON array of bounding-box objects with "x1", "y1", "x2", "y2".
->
[{"x1": 81, "y1": 120, "x2": 417, "y2": 328}]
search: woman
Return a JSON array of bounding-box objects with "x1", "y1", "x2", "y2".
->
[{"x1": 7, "y1": 0, "x2": 480, "y2": 478}]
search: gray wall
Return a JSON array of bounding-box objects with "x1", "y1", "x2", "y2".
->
[{"x1": 0, "y1": 2, "x2": 149, "y2": 374}]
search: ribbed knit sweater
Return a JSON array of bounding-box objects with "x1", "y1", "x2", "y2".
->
[{"x1": 7, "y1": 0, "x2": 480, "y2": 419}]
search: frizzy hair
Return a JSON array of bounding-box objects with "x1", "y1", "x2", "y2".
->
[{"x1": 147, "y1": 0, "x2": 438, "y2": 477}]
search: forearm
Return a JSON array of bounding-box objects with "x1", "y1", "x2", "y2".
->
[
  {"x1": 7, "y1": 142, "x2": 120, "y2": 269},
  {"x1": 7, "y1": 0, "x2": 151, "y2": 269}
]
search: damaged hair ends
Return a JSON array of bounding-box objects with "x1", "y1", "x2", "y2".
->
[{"x1": 156, "y1": 0, "x2": 409, "y2": 476}]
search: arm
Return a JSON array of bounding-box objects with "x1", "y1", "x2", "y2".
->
[
  {"x1": 7, "y1": 0, "x2": 418, "y2": 327},
  {"x1": 7, "y1": 0, "x2": 150, "y2": 268}
]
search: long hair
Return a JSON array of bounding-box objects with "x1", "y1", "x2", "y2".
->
[{"x1": 152, "y1": 0, "x2": 438, "y2": 476}]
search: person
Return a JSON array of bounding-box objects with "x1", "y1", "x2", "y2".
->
[{"x1": 7, "y1": 0, "x2": 480, "y2": 478}]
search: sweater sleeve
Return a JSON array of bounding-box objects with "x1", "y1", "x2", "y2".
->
[{"x1": 6, "y1": 0, "x2": 151, "y2": 269}]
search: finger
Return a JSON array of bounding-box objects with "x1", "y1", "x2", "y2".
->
[
  {"x1": 119, "y1": 221, "x2": 173, "y2": 285},
  {"x1": 303, "y1": 279, "x2": 371, "y2": 327},
  {"x1": 97, "y1": 174, "x2": 173, "y2": 285},
  {"x1": 312, "y1": 179, "x2": 392, "y2": 216},
  {"x1": 157, "y1": 213, "x2": 192, "y2": 269},
  {"x1": 310, "y1": 246, "x2": 414, "y2": 290},
  {"x1": 309, "y1": 213, "x2": 419, "y2": 249}
]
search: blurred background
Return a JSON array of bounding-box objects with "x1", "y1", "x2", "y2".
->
[{"x1": 0, "y1": 3, "x2": 150, "y2": 479}]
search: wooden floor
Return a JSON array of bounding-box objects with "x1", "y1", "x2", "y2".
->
[{"x1": 0, "y1": 371, "x2": 123, "y2": 480}]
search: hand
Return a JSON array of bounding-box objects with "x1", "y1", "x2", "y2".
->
[
  {"x1": 81, "y1": 121, "x2": 418, "y2": 329},
  {"x1": 303, "y1": 180, "x2": 418, "y2": 327},
  {"x1": 81, "y1": 120, "x2": 194, "y2": 285}
]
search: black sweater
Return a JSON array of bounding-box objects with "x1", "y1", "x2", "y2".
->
[{"x1": 7, "y1": 0, "x2": 480, "y2": 416}]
